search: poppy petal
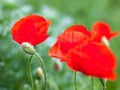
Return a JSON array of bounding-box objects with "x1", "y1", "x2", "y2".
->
[
  {"x1": 64, "y1": 41, "x2": 117, "y2": 80},
  {"x1": 65, "y1": 25, "x2": 91, "y2": 37},
  {"x1": 58, "y1": 31, "x2": 90, "y2": 52},
  {"x1": 91, "y1": 21, "x2": 119, "y2": 42},
  {"x1": 48, "y1": 42, "x2": 66, "y2": 61},
  {"x1": 49, "y1": 31, "x2": 90, "y2": 61}
]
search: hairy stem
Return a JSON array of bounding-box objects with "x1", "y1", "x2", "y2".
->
[
  {"x1": 74, "y1": 72, "x2": 77, "y2": 90},
  {"x1": 100, "y1": 79, "x2": 106, "y2": 90},
  {"x1": 28, "y1": 55, "x2": 34, "y2": 90},
  {"x1": 91, "y1": 77, "x2": 94, "y2": 90},
  {"x1": 34, "y1": 52, "x2": 47, "y2": 90}
]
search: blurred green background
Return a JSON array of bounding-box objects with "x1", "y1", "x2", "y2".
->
[{"x1": 0, "y1": 0, "x2": 120, "y2": 90}]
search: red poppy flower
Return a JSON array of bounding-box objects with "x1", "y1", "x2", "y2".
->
[
  {"x1": 64, "y1": 41, "x2": 117, "y2": 80},
  {"x1": 11, "y1": 14, "x2": 50, "y2": 45},
  {"x1": 49, "y1": 25, "x2": 91, "y2": 61},
  {"x1": 91, "y1": 21, "x2": 118, "y2": 42},
  {"x1": 49, "y1": 21, "x2": 118, "y2": 80}
]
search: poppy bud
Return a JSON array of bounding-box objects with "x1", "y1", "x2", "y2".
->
[
  {"x1": 36, "y1": 67, "x2": 43, "y2": 81},
  {"x1": 102, "y1": 36, "x2": 109, "y2": 47},
  {"x1": 54, "y1": 63, "x2": 60, "y2": 71},
  {"x1": 21, "y1": 42, "x2": 36, "y2": 54}
]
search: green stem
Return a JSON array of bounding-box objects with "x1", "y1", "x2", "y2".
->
[
  {"x1": 36, "y1": 80, "x2": 41, "y2": 90},
  {"x1": 91, "y1": 77, "x2": 94, "y2": 90},
  {"x1": 74, "y1": 72, "x2": 77, "y2": 90},
  {"x1": 100, "y1": 79, "x2": 106, "y2": 90},
  {"x1": 34, "y1": 52, "x2": 47, "y2": 90},
  {"x1": 28, "y1": 55, "x2": 34, "y2": 90}
]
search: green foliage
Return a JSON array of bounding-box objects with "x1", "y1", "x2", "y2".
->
[{"x1": 0, "y1": 0, "x2": 120, "y2": 90}]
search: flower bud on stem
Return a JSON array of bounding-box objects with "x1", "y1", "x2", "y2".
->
[
  {"x1": 21, "y1": 42, "x2": 47, "y2": 90},
  {"x1": 34, "y1": 52, "x2": 47, "y2": 90},
  {"x1": 21, "y1": 42, "x2": 36, "y2": 54},
  {"x1": 36, "y1": 67, "x2": 43, "y2": 81}
]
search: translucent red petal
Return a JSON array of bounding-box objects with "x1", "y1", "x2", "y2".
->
[
  {"x1": 58, "y1": 31, "x2": 90, "y2": 52},
  {"x1": 49, "y1": 31, "x2": 90, "y2": 61},
  {"x1": 48, "y1": 42, "x2": 66, "y2": 61},
  {"x1": 64, "y1": 41, "x2": 117, "y2": 80},
  {"x1": 48, "y1": 25, "x2": 91, "y2": 61}
]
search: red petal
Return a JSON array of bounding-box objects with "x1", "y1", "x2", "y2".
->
[
  {"x1": 64, "y1": 41, "x2": 117, "y2": 80},
  {"x1": 49, "y1": 31, "x2": 90, "y2": 61},
  {"x1": 58, "y1": 31, "x2": 90, "y2": 52},
  {"x1": 48, "y1": 42, "x2": 66, "y2": 61},
  {"x1": 26, "y1": 21, "x2": 49, "y2": 45},
  {"x1": 65, "y1": 25, "x2": 91, "y2": 37},
  {"x1": 11, "y1": 14, "x2": 49, "y2": 45},
  {"x1": 91, "y1": 21, "x2": 119, "y2": 42},
  {"x1": 110, "y1": 32, "x2": 119, "y2": 39}
]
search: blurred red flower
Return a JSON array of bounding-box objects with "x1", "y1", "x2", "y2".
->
[
  {"x1": 91, "y1": 21, "x2": 118, "y2": 42},
  {"x1": 64, "y1": 41, "x2": 117, "y2": 80},
  {"x1": 49, "y1": 25, "x2": 91, "y2": 61},
  {"x1": 49, "y1": 22, "x2": 118, "y2": 80},
  {"x1": 11, "y1": 14, "x2": 50, "y2": 45}
]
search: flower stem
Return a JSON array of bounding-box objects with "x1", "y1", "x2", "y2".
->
[
  {"x1": 28, "y1": 55, "x2": 34, "y2": 90},
  {"x1": 34, "y1": 52, "x2": 47, "y2": 90},
  {"x1": 91, "y1": 77, "x2": 94, "y2": 90},
  {"x1": 36, "y1": 80, "x2": 41, "y2": 90},
  {"x1": 74, "y1": 72, "x2": 77, "y2": 90},
  {"x1": 100, "y1": 79, "x2": 106, "y2": 90}
]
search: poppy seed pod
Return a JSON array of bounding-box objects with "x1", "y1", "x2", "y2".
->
[{"x1": 36, "y1": 67, "x2": 43, "y2": 80}]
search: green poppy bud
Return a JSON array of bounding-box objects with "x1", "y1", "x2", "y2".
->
[
  {"x1": 36, "y1": 67, "x2": 43, "y2": 80},
  {"x1": 21, "y1": 42, "x2": 36, "y2": 54}
]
